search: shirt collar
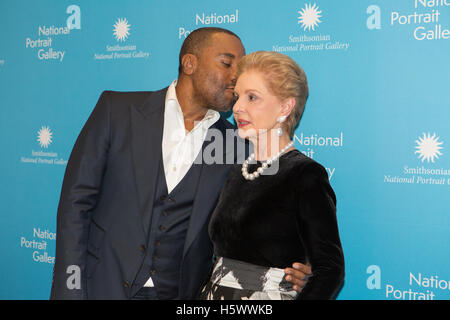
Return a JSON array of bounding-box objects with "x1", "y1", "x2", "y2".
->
[{"x1": 166, "y1": 80, "x2": 178, "y2": 103}]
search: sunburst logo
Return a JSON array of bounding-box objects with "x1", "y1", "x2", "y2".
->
[
  {"x1": 298, "y1": 3, "x2": 322, "y2": 31},
  {"x1": 37, "y1": 126, "x2": 53, "y2": 148},
  {"x1": 415, "y1": 133, "x2": 443, "y2": 163},
  {"x1": 113, "y1": 18, "x2": 131, "y2": 42}
]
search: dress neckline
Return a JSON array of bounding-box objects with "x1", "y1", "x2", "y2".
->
[{"x1": 250, "y1": 149, "x2": 299, "y2": 165}]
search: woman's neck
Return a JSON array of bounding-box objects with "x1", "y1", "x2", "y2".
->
[{"x1": 250, "y1": 132, "x2": 292, "y2": 161}]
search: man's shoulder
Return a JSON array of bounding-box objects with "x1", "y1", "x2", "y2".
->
[{"x1": 100, "y1": 87, "x2": 168, "y2": 107}]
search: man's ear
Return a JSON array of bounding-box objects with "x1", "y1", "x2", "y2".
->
[{"x1": 180, "y1": 54, "x2": 198, "y2": 75}]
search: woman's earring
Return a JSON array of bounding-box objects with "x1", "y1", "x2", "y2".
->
[
  {"x1": 277, "y1": 127, "x2": 283, "y2": 137},
  {"x1": 277, "y1": 116, "x2": 287, "y2": 137}
]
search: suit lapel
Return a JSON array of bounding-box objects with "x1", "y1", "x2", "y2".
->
[
  {"x1": 182, "y1": 119, "x2": 231, "y2": 258},
  {"x1": 130, "y1": 87, "x2": 168, "y2": 236}
]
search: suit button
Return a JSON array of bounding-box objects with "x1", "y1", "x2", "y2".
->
[
  {"x1": 162, "y1": 211, "x2": 168, "y2": 216},
  {"x1": 151, "y1": 269, "x2": 156, "y2": 275},
  {"x1": 140, "y1": 244, "x2": 146, "y2": 252},
  {"x1": 159, "y1": 225, "x2": 165, "y2": 231},
  {"x1": 124, "y1": 281, "x2": 130, "y2": 288},
  {"x1": 160, "y1": 195, "x2": 167, "y2": 201},
  {"x1": 155, "y1": 241, "x2": 161, "y2": 246},
  {"x1": 168, "y1": 197, "x2": 175, "y2": 203}
]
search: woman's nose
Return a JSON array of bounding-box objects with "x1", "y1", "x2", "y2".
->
[{"x1": 233, "y1": 97, "x2": 243, "y2": 114}]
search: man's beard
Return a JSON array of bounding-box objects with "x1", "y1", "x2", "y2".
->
[
  {"x1": 207, "y1": 90, "x2": 235, "y2": 112},
  {"x1": 191, "y1": 69, "x2": 236, "y2": 112},
  {"x1": 194, "y1": 83, "x2": 235, "y2": 113}
]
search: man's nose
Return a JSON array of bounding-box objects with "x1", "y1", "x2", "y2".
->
[{"x1": 230, "y1": 66, "x2": 238, "y2": 86}]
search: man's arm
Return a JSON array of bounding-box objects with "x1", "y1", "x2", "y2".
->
[{"x1": 50, "y1": 92, "x2": 111, "y2": 299}]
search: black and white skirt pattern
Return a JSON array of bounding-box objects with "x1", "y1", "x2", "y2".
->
[{"x1": 200, "y1": 257, "x2": 298, "y2": 300}]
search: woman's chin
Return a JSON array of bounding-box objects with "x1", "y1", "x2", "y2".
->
[{"x1": 238, "y1": 128, "x2": 257, "y2": 140}]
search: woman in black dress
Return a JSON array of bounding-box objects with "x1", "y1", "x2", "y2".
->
[{"x1": 200, "y1": 51, "x2": 345, "y2": 300}]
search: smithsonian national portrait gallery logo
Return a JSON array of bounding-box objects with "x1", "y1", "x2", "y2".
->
[
  {"x1": 383, "y1": 132, "x2": 450, "y2": 186},
  {"x1": 273, "y1": 2, "x2": 350, "y2": 54},
  {"x1": 93, "y1": 17, "x2": 149, "y2": 61},
  {"x1": 19, "y1": 125, "x2": 67, "y2": 166}
]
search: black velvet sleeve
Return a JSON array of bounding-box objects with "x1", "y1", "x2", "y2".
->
[{"x1": 294, "y1": 162, "x2": 345, "y2": 300}]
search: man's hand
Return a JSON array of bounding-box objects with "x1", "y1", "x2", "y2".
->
[{"x1": 284, "y1": 262, "x2": 312, "y2": 293}]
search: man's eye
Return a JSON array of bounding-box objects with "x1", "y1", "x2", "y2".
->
[{"x1": 222, "y1": 62, "x2": 231, "y2": 68}]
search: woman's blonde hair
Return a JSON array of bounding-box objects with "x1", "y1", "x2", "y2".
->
[{"x1": 236, "y1": 51, "x2": 309, "y2": 137}]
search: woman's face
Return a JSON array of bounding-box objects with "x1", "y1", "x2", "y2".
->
[{"x1": 233, "y1": 70, "x2": 284, "y2": 140}]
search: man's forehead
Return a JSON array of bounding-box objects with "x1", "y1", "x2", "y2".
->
[{"x1": 204, "y1": 33, "x2": 244, "y2": 56}]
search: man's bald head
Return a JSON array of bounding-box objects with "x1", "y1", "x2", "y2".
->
[{"x1": 178, "y1": 27, "x2": 242, "y2": 75}]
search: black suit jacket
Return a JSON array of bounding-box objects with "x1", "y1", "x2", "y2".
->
[{"x1": 50, "y1": 87, "x2": 240, "y2": 299}]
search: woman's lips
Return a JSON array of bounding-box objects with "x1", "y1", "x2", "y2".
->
[{"x1": 237, "y1": 119, "x2": 250, "y2": 128}]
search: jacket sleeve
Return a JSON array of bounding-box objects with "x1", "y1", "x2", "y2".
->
[
  {"x1": 295, "y1": 162, "x2": 345, "y2": 300},
  {"x1": 50, "y1": 91, "x2": 111, "y2": 299}
]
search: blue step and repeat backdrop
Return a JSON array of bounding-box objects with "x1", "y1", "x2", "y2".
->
[{"x1": 0, "y1": 0, "x2": 449, "y2": 300}]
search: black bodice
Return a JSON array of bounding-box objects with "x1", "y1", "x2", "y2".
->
[{"x1": 208, "y1": 149, "x2": 345, "y2": 299}]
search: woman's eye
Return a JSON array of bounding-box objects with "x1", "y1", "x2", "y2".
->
[{"x1": 248, "y1": 94, "x2": 256, "y2": 101}]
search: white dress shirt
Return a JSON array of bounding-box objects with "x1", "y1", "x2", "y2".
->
[
  {"x1": 143, "y1": 81, "x2": 220, "y2": 288},
  {"x1": 162, "y1": 80, "x2": 220, "y2": 193}
]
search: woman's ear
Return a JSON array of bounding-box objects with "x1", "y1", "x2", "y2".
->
[
  {"x1": 180, "y1": 54, "x2": 198, "y2": 75},
  {"x1": 280, "y1": 97, "x2": 296, "y2": 118}
]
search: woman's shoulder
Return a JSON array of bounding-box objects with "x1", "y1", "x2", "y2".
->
[
  {"x1": 283, "y1": 149, "x2": 328, "y2": 177},
  {"x1": 286, "y1": 150, "x2": 335, "y2": 200}
]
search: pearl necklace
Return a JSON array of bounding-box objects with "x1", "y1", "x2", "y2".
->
[{"x1": 241, "y1": 141, "x2": 294, "y2": 181}]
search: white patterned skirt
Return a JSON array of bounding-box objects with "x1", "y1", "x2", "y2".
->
[{"x1": 200, "y1": 256, "x2": 298, "y2": 300}]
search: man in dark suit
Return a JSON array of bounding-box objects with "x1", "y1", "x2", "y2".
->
[{"x1": 50, "y1": 27, "x2": 311, "y2": 300}]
